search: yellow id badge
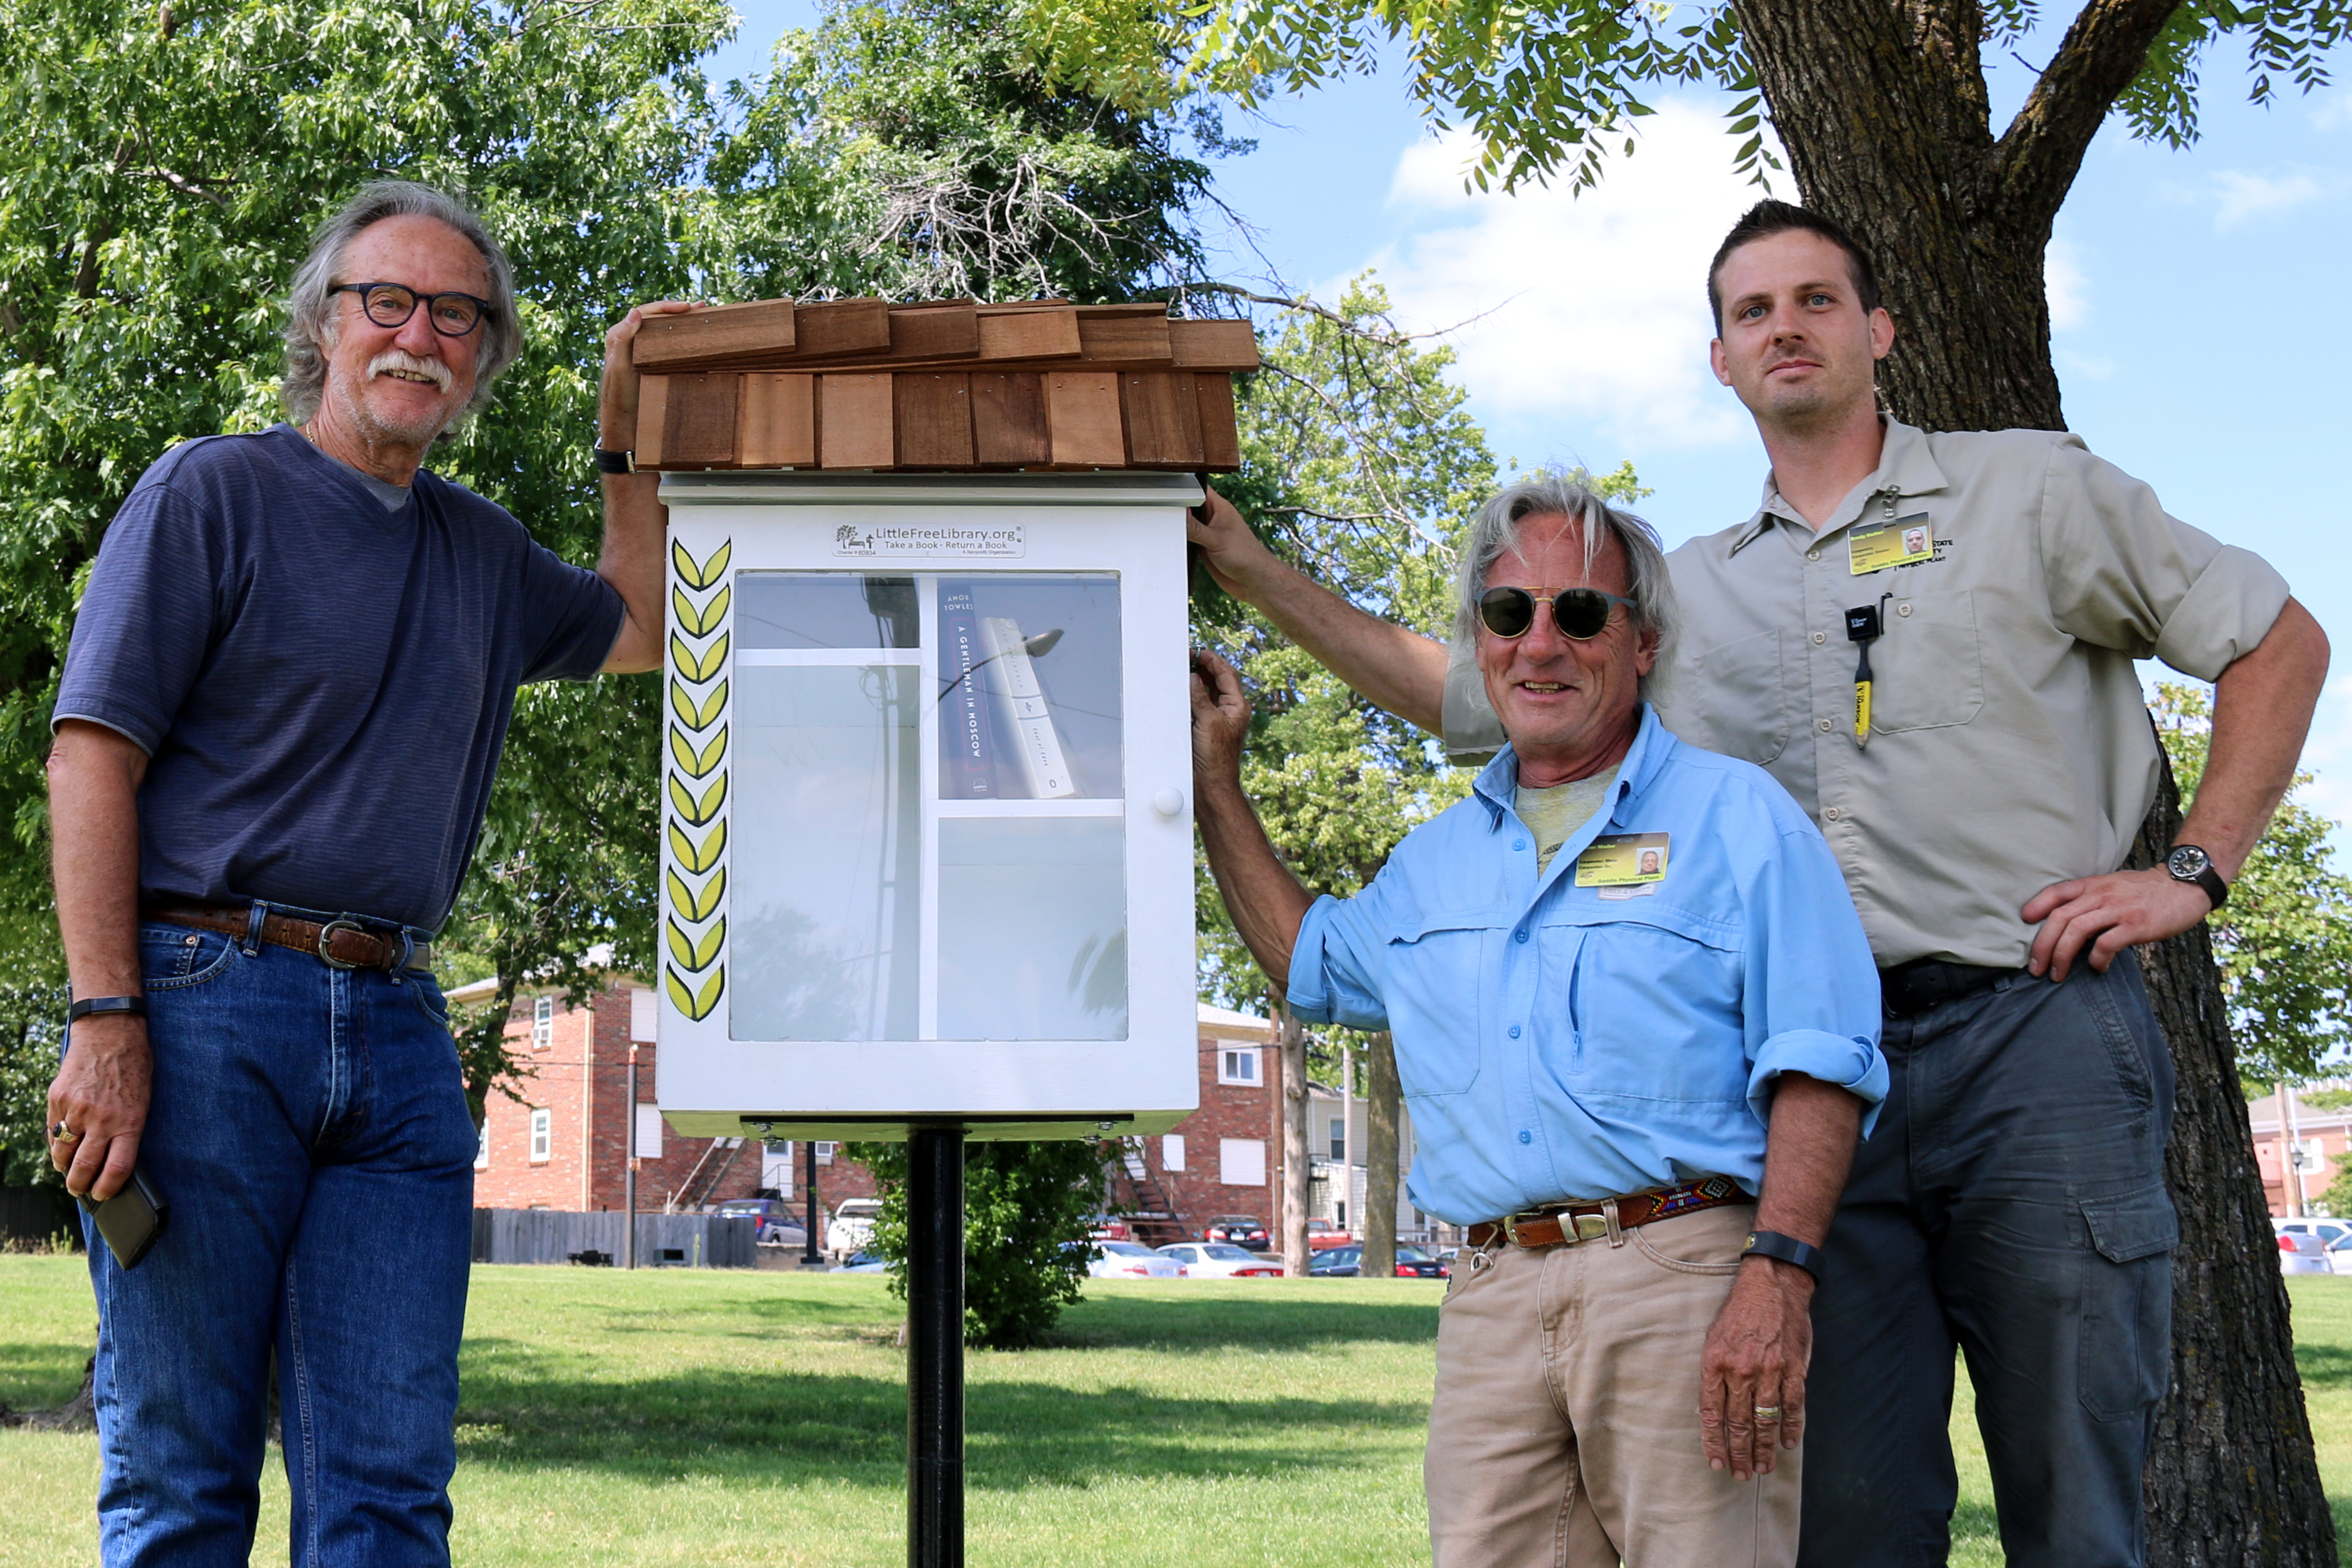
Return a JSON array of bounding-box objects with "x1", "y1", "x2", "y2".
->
[
  {"x1": 1848, "y1": 513, "x2": 1933, "y2": 575},
  {"x1": 1574, "y1": 832, "x2": 1670, "y2": 887}
]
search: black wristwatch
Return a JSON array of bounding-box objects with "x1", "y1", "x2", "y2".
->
[
  {"x1": 1743, "y1": 1230, "x2": 1826, "y2": 1283},
  {"x1": 2165, "y1": 844, "x2": 2229, "y2": 910},
  {"x1": 67, "y1": 995, "x2": 149, "y2": 1025},
  {"x1": 592, "y1": 446, "x2": 636, "y2": 475}
]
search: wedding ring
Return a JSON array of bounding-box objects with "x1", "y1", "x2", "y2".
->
[
  {"x1": 49, "y1": 1119, "x2": 80, "y2": 1144},
  {"x1": 1753, "y1": 1405, "x2": 1782, "y2": 1419}
]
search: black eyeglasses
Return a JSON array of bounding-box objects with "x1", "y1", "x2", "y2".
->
[
  {"x1": 328, "y1": 282, "x2": 492, "y2": 337},
  {"x1": 1477, "y1": 585, "x2": 1638, "y2": 640}
]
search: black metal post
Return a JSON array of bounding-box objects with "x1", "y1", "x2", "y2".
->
[
  {"x1": 906, "y1": 1124, "x2": 965, "y2": 1568},
  {"x1": 803, "y1": 1137, "x2": 822, "y2": 1267}
]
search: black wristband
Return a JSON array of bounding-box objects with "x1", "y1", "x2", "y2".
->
[
  {"x1": 68, "y1": 995, "x2": 149, "y2": 1025},
  {"x1": 1742, "y1": 1229, "x2": 1826, "y2": 1283},
  {"x1": 592, "y1": 447, "x2": 635, "y2": 475}
]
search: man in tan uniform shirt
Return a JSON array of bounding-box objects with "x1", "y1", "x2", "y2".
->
[{"x1": 1188, "y1": 201, "x2": 2329, "y2": 1567}]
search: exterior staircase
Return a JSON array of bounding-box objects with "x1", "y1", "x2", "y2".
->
[
  {"x1": 674, "y1": 1136, "x2": 746, "y2": 1211},
  {"x1": 1112, "y1": 1167, "x2": 1191, "y2": 1246}
]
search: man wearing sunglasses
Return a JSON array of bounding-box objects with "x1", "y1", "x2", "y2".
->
[
  {"x1": 1193, "y1": 477, "x2": 1886, "y2": 1567},
  {"x1": 1188, "y1": 200, "x2": 2326, "y2": 1566},
  {"x1": 43, "y1": 180, "x2": 687, "y2": 1564}
]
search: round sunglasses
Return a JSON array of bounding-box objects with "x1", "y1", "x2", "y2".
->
[
  {"x1": 1477, "y1": 585, "x2": 1638, "y2": 640},
  {"x1": 328, "y1": 281, "x2": 492, "y2": 337}
]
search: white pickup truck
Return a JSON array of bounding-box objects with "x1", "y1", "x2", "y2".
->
[{"x1": 825, "y1": 1198, "x2": 884, "y2": 1262}]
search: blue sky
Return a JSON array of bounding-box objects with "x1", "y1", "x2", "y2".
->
[{"x1": 710, "y1": 8, "x2": 2352, "y2": 826}]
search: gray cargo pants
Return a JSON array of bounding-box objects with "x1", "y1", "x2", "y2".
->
[{"x1": 1797, "y1": 951, "x2": 2177, "y2": 1568}]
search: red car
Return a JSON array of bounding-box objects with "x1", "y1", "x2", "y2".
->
[
  {"x1": 1087, "y1": 1213, "x2": 1132, "y2": 1242},
  {"x1": 1305, "y1": 1218, "x2": 1354, "y2": 1251}
]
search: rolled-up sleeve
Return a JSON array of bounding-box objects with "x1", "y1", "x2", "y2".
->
[
  {"x1": 2040, "y1": 440, "x2": 2290, "y2": 680},
  {"x1": 1741, "y1": 825, "x2": 1889, "y2": 1134},
  {"x1": 1287, "y1": 892, "x2": 1393, "y2": 1032}
]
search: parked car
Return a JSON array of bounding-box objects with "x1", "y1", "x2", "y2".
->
[
  {"x1": 826, "y1": 1198, "x2": 884, "y2": 1260},
  {"x1": 1086, "y1": 1213, "x2": 1133, "y2": 1242},
  {"x1": 1305, "y1": 1218, "x2": 1352, "y2": 1251},
  {"x1": 711, "y1": 1198, "x2": 807, "y2": 1248},
  {"x1": 1155, "y1": 1242, "x2": 1285, "y2": 1279},
  {"x1": 2279, "y1": 1229, "x2": 2331, "y2": 1275},
  {"x1": 837, "y1": 1248, "x2": 891, "y2": 1273},
  {"x1": 1204, "y1": 1215, "x2": 1270, "y2": 1251},
  {"x1": 1306, "y1": 1243, "x2": 1448, "y2": 1278},
  {"x1": 2277, "y1": 1218, "x2": 2351, "y2": 1248},
  {"x1": 1088, "y1": 1240, "x2": 1186, "y2": 1278}
]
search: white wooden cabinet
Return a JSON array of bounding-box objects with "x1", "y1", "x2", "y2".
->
[{"x1": 653, "y1": 473, "x2": 1202, "y2": 1141}]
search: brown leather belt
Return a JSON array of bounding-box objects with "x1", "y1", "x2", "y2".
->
[
  {"x1": 145, "y1": 902, "x2": 432, "y2": 975},
  {"x1": 1467, "y1": 1176, "x2": 1750, "y2": 1250}
]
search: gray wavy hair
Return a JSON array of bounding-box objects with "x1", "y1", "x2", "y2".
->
[
  {"x1": 280, "y1": 180, "x2": 522, "y2": 427},
  {"x1": 1453, "y1": 474, "x2": 1678, "y2": 661}
]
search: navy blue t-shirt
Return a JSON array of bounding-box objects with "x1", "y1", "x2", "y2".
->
[{"x1": 55, "y1": 424, "x2": 625, "y2": 932}]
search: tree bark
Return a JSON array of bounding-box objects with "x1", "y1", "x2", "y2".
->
[
  {"x1": 1278, "y1": 1004, "x2": 1310, "y2": 1278},
  {"x1": 1363, "y1": 1031, "x2": 1399, "y2": 1279},
  {"x1": 1732, "y1": 3, "x2": 2334, "y2": 1558}
]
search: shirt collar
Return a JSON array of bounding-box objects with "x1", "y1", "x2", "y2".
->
[
  {"x1": 1728, "y1": 416, "x2": 1948, "y2": 554},
  {"x1": 1470, "y1": 703, "x2": 1671, "y2": 828}
]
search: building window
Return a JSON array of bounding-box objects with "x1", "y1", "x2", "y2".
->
[
  {"x1": 815, "y1": 1142, "x2": 835, "y2": 1166},
  {"x1": 634, "y1": 1104, "x2": 664, "y2": 1161},
  {"x1": 1329, "y1": 1117, "x2": 1346, "y2": 1161},
  {"x1": 474, "y1": 1122, "x2": 489, "y2": 1171},
  {"x1": 1217, "y1": 1046, "x2": 1261, "y2": 1086},
  {"x1": 530, "y1": 1107, "x2": 552, "y2": 1163},
  {"x1": 1219, "y1": 1138, "x2": 1267, "y2": 1187},
  {"x1": 531, "y1": 996, "x2": 553, "y2": 1050},
  {"x1": 1162, "y1": 1134, "x2": 1186, "y2": 1172},
  {"x1": 1122, "y1": 1137, "x2": 1148, "y2": 1178}
]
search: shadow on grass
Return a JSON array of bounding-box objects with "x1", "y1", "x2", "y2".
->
[
  {"x1": 2296, "y1": 1340, "x2": 2352, "y2": 1392},
  {"x1": 0, "y1": 1339, "x2": 94, "y2": 1412},
  {"x1": 1048, "y1": 1289, "x2": 1440, "y2": 1353},
  {"x1": 457, "y1": 1336, "x2": 1425, "y2": 1491}
]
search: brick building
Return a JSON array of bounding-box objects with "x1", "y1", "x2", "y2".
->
[
  {"x1": 457, "y1": 976, "x2": 876, "y2": 1222},
  {"x1": 2249, "y1": 1084, "x2": 2352, "y2": 1217}
]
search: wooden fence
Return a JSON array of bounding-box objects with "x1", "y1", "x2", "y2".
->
[{"x1": 469, "y1": 1208, "x2": 756, "y2": 1268}]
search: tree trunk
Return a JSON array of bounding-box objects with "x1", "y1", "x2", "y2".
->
[
  {"x1": 1279, "y1": 1005, "x2": 1311, "y2": 1278},
  {"x1": 1735, "y1": 3, "x2": 2334, "y2": 1559},
  {"x1": 1363, "y1": 1032, "x2": 1399, "y2": 1279}
]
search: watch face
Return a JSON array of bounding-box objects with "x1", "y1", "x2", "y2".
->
[{"x1": 2168, "y1": 845, "x2": 2212, "y2": 880}]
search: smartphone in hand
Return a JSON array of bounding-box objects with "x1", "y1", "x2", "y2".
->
[{"x1": 76, "y1": 1168, "x2": 169, "y2": 1269}]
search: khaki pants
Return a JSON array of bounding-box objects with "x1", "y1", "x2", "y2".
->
[{"x1": 1425, "y1": 1204, "x2": 1800, "y2": 1568}]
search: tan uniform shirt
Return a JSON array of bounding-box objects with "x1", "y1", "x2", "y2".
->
[{"x1": 1443, "y1": 419, "x2": 2291, "y2": 970}]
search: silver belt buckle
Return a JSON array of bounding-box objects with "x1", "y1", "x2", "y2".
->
[
  {"x1": 315, "y1": 917, "x2": 365, "y2": 970},
  {"x1": 1503, "y1": 1209, "x2": 1609, "y2": 1245}
]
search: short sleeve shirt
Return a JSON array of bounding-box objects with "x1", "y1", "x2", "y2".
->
[
  {"x1": 54, "y1": 425, "x2": 626, "y2": 933},
  {"x1": 1443, "y1": 420, "x2": 2290, "y2": 969}
]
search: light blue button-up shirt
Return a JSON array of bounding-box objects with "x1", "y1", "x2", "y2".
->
[{"x1": 1288, "y1": 706, "x2": 1888, "y2": 1226}]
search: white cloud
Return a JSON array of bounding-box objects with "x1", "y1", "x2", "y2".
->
[
  {"x1": 1347, "y1": 100, "x2": 1782, "y2": 454},
  {"x1": 2207, "y1": 169, "x2": 2331, "y2": 229},
  {"x1": 2313, "y1": 94, "x2": 2352, "y2": 132},
  {"x1": 2045, "y1": 238, "x2": 2089, "y2": 332}
]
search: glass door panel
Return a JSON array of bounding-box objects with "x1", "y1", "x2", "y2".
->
[
  {"x1": 936, "y1": 575, "x2": 1121, "y2": 801},
  {"x1": 936, "y1": 817, "x2": 1128, "y2": 1040}
]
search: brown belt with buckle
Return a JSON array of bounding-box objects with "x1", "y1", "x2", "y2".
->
[
  {"x1": 145, "y1": 902, "x2": 432, "y2": 975},
  {"x1": 1466, "y1": 1176, "x2": 1750, "y2": 1250}
]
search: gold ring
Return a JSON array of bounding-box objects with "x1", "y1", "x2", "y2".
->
[
  {"x1": 1753, "y1": 1406, "x2": 1782, "y2": 1419},
  {"x1": 49, "y1": 1119, "x2": 80, "y2": 1144}
]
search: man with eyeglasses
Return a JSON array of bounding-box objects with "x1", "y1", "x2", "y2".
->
[
  {"x1": 1192, "y1": 476, "x2": 1886, "y2": 1567},
  {"x1": 43, "y1": 180, "x2": 683, "y2": 1564},
  {"x1": 1187, "y1": 200, "x2": 2327, "y2": 1565}
]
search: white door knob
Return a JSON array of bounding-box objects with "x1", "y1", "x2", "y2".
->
[{"x1": 1151, "y1": 788, "x2": 1186, "y2": 819}]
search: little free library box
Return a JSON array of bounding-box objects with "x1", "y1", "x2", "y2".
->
[{"x1": 646, "y1": 298, "x2": 1251, "y2": 1144}]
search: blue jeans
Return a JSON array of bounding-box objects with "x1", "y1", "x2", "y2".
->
[
  {"x1": 1797, "y1": 953, "x2": 2177, "y2": 1568},
  {"x1": 83, "y1": 917, "x2": 476, "y2": 1566}
]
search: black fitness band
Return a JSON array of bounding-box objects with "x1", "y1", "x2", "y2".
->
[
  {"x1": 67, "y1": 995, "x2": 149, "y2": 1025},
  {"x1": 1742, "y1": 1229, "x2": 1827, "y2": 1283}
]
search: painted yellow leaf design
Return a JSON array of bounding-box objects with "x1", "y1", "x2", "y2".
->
[
  {"x1": 673, "y1": 539, "x2": 732, "y2": 592},
  {"x1": 667, "y1": 773, "x2": 727, "y2": 826},
  {"x1": 667, "y1": 818, "x2": 726, "y2": 874},
  {"x1": 664, "y1": 631, "x2": 729, "y2": 682},
  {"x1": 666, "y1": 915, "x2": 726, "y2": 972},
  {"x1": 671, "y1": 584, "x2": 732, "y2": 638},
  {"x1": 668, "y1": 724, "x2": 728, "y2": 779},
  {"x1": 669, "y1": 678, "x2": 728, "y2": 731},
  {"x1": 666, "y1": 964, "x2": 724, "y2": 1022},
  {"x1": 664, "y1": 865, "x2": 726, "y2": 923}
]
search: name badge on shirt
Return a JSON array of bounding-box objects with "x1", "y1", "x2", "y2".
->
[
  {"x1": 1575, "y1": 832, "x2": 1669, "y2": 889},
  {"x1": 1848, "y1": 514, "x2": 1933, "y2": 575}
]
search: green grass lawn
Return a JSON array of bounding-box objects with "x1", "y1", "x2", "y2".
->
[{"x1": 4, "y1": 1255, "x2": 2348, "y2": 1565}]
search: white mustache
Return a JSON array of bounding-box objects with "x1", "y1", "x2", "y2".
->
[{"x1": 367, "y1": 350, "x2": 452, "y2": 394}]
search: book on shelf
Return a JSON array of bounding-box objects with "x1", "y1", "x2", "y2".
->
[
  {"x1": 939, "y1": 588, "x2": 995, "y2": 798},
  {"x1": 976, "y1": 614, "x2": 1078, "y2": 799}
]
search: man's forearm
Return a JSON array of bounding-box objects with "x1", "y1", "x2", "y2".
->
[
  {"x1": 597, "y1": 469, "x2": 667, "y2": 673},
  {"x1": 48, "y1": 722, "x2": 147, "y2": 998},
  {"x1": 1213, "y1": 550, "x2": 1451, "y2": 734},
  {"x1": 1194, "y1": 772, "x2": 1317, "y2": 991},
  {"x1": 1752, "y1": 1074, "x2": 1863, "y2": 1248},
  {"x1": 2185, "y1": 596, "x2": 2330, "y2": 879}
]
